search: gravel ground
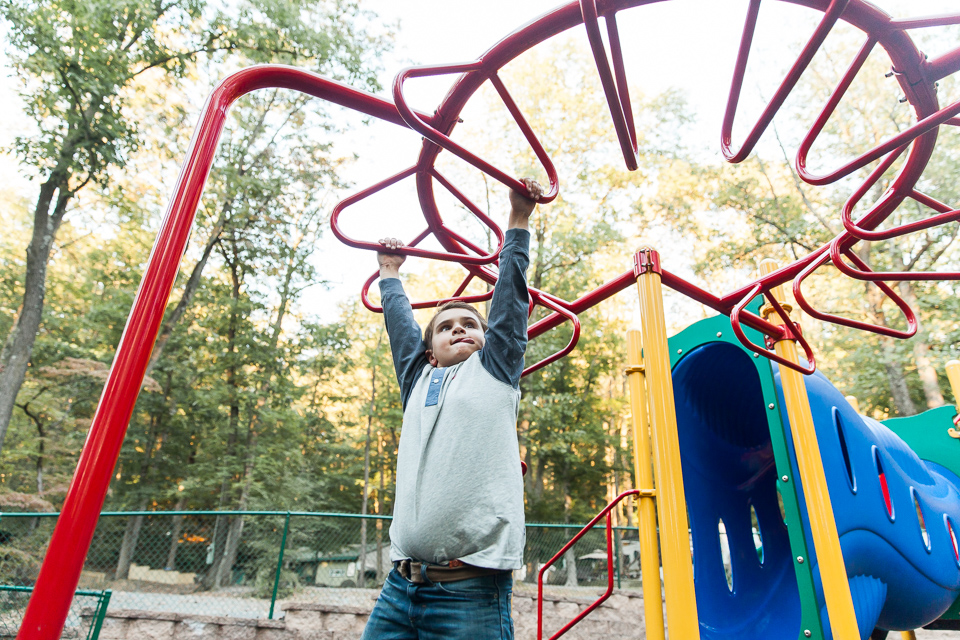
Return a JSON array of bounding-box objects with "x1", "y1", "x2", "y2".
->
[
  {"x1": 107, "y1": 589, "x2": 272, "y2": 619},
  {"x1": 105, "y1": 586, "x2": 381, "y2": 619}
]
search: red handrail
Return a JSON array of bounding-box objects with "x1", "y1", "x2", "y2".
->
[{"x1": 537, "y1": 490, "x2": 639, "y2": 640}]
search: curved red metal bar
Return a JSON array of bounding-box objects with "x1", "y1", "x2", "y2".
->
[
  {"x1": 839, "y1": 152, "x2": 960, "y2": 242},
  {"x1": 797, "y1": 96, "x2": 960, "y2": 186},
  {"x1": 580, "y1": 0, "x2": 639, "y2": 170},
  {"x1": 331, "y1": 165, "x2": 505, "y2": 265},
  {"x1": 730, "y1": 285, "x2": 817, "y2": 375},
  {"x1": 360, "y1": 267, "x2": 495, "y2": 314},
  {"x1": 721, "y1": 0, "x2": 850, "y2": 163},
  {"x1": 792, "y1": 249, "x2": 918, "y2": 338},
  {"x1": 522, "y1": 291, "x2": 582, "y2": 377},
  {"x1": 537, "y1": 490, "x2": 639, "y2": 640},
  {"x1": 392, "y1": 62, "x2": 559, "y2": 203},
  {"x1": 15, "y1": 64, "x2": 438, "y2": 640},
  {"x1": 830, "y1": 233, "x2": 960, "y2": 282}
]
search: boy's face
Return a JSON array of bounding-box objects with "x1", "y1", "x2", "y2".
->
[{"x1": 427, "y1": 308, "x2": 486, "y2": 367}]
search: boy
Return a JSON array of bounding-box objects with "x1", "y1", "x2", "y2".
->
[{"x1": 361, "y1": 179, "x2": 543, "y2": 640}]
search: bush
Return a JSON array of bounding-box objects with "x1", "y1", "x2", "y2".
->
[
  {"x1": 0, "y1": 548, "x2": 40, "y2": 586},
  {"x1": 254, "y1": 567, "x2": 300, "y2": 599}
]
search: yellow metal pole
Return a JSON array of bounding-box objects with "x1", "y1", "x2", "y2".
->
[
  {"x1": 626, "y1": 329, "x2": 665, "y2": 640},
  {"x1": 759, "y1": 259, "x2": 859, "y2": 640},
  {"x1": 946, "y1": 360, "x2": 960, "y2": 412},
  {"x1": 844, "y1": 395, "x2": 860, "y2": 414},
  {"x1": 634, "y1": 248, "x2": 700, "y2": 639},
  {"x1": 900, "y1": 631, "x2": 917, "y2": 640}
]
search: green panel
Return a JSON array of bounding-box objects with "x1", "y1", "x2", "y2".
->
[
  {"x1": 667, "y1": 308, "x2": 825, "y2": 640},
  {"x1": 882, "y1": 405, "x2": 960, "y2": 479},
  {"x1": 883, "y1": 405, "x2": 960, "y2": 621}
]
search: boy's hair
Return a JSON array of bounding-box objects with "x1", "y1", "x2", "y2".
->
[{"x1": 423, "y1": 301, "x2": 488, "y2": 348}]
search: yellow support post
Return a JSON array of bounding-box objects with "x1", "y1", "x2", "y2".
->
[
  {"x1": 759, "y1": 259, "x2": 859, "y2": 640},
  {"x1": 634, "y1": 248, "x2": 700, "y2": 639},
  {"x1": 626, "y1": 329, "x2": 665, "y2": 640},
  {"x1": 946, "y1": 360, "x2": 960, "y2": 412},
  {"x1": 844, "y1": 395, "x2": 860, "y2": 414},
  {"x1": 900, "y1": 631, "x2": 918, "y2": 640}
]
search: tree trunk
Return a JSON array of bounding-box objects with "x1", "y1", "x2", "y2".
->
[
  {"x1": 203, "y1": 258, "x2": 243, "y2": 590},
  {"x1": 881, "y1": 337, "x2": 917, "y2": 416},
  {"x1": 912, "y1": 339, "x2": 945, "y2": 409},
  {"x1": 144, "y1": 208, "x2": 229, "y2": 378},
  {"x1": 359, "y1": 333, "x2": 382, "y2": 589},
  {"x1": 858, "y1": 243, "x2": 918, "y2": 416},
  {"x1": 0, "y1": 174, "x2": 73, "y2": 452},
  {"x1": 376, "y1": 430, "x2": 385, "y2": 583},
  {"x1": 216, "y1": 429, "x2": 257, "y2": 588},
  {"x1": 115, "y1": 411, "x2": 163, "y2": 580},
  {"x1": 563, "y1": 548, "x2": 579, "y2": 587},
  {"x1": 893, "y1": 277, "x2": 945, "y2": 409},
  {"x1": 115, "y1": 504, "x2": 148, "y2": 581},
  {"x1": 562, "y1": 484, "x2": 578, "y2": 587},
  {"x1": 164, "y1": 496, "x2": 187, "y2": 571}
]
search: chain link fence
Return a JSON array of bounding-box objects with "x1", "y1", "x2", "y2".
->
[
  {"x1": 0, "y1": 585, "x2": 111, "y2": 640},
  {"x1": 0, "y1": 511, "x2": 643, "y2": 624}
]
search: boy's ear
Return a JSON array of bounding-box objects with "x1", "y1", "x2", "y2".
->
[{"x1": 426, "y1": 350, "x2": 439, "y2": 367}]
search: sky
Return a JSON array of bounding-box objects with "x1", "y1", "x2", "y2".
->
[{"x1": 1, "y1": 0, "x2": 957, "y2": 327}]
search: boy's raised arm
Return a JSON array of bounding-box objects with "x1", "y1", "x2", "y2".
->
[
  {"x1": 481, "y1": 179, "x2": 543, "y2": 388},
  {"x1": 378, "y1": 238, "x2": 428, "y2": 408}
]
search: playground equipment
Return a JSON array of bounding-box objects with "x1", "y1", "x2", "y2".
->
[{"x1": 16, "y1": 0, "x2": 960, "y2": 638}]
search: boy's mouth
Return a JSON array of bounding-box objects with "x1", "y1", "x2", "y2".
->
[{"x1": 453, "y1": 338, "x2": 474, "y2": 345}]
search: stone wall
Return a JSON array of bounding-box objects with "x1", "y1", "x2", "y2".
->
[{"x1": 93, "y1": 588, "x2": 649, "y2": 640}]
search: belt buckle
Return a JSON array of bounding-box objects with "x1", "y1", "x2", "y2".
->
[{"x1": 397, "y1": 558, "x2": 412, "y2": 580}]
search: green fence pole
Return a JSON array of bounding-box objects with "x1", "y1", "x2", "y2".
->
[
  {"x1": 87, "y1": 589, "x2": 112, "y2": 640},
  {"x1": 269, "y1": 512, "x2": 291, "y2": 620},
  {"x1": 614, "y1": 528, "x2": 621, "y2": 590}
]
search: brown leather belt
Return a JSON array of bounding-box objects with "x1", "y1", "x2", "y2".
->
[{"x1": 395, "y1": 558, "x2": 505, "y2": 584}]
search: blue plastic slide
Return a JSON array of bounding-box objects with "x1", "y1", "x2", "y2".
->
[{"x1": 672, "y1": 340, "x2": 960, "y2": 639}]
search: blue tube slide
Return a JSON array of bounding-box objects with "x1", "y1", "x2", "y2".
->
[{"x1": 673, "y1": 341, "x2": 960, "y2": 639}]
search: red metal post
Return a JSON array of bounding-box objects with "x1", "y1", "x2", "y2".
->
[{"x1": 17, "y1": 64, "x2": 427, "y2": 640}]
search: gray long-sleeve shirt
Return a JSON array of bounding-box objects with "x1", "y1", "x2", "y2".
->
[{"x1": 379, "y1": 228, "x2": 530, "y2": 569}]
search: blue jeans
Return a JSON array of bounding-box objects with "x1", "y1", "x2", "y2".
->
[{"x1": 361, "y1": 567, "x2": 514, "y2": 640}]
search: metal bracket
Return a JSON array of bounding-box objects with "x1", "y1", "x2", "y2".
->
[
  {"x1": 624, "y1": 365, "x2": 645, "y2": 375},
  {"x1": 633, "y1": 248, "x2": 662, "y2": 277}
]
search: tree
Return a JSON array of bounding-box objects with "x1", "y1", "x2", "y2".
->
[{"x1": 0, "y1": 0, "x2": 385, "y2": 452}]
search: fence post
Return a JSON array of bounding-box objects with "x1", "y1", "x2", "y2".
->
[
  {"x1": 86, "y1": 590, "x2": 112, "y2": 640},
  {"x1": 613, "y1": 528, "x2": 621, "y2": 590},
  {"x1": 269, "y1": 512, "x2": 291, "y2": 620}
]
